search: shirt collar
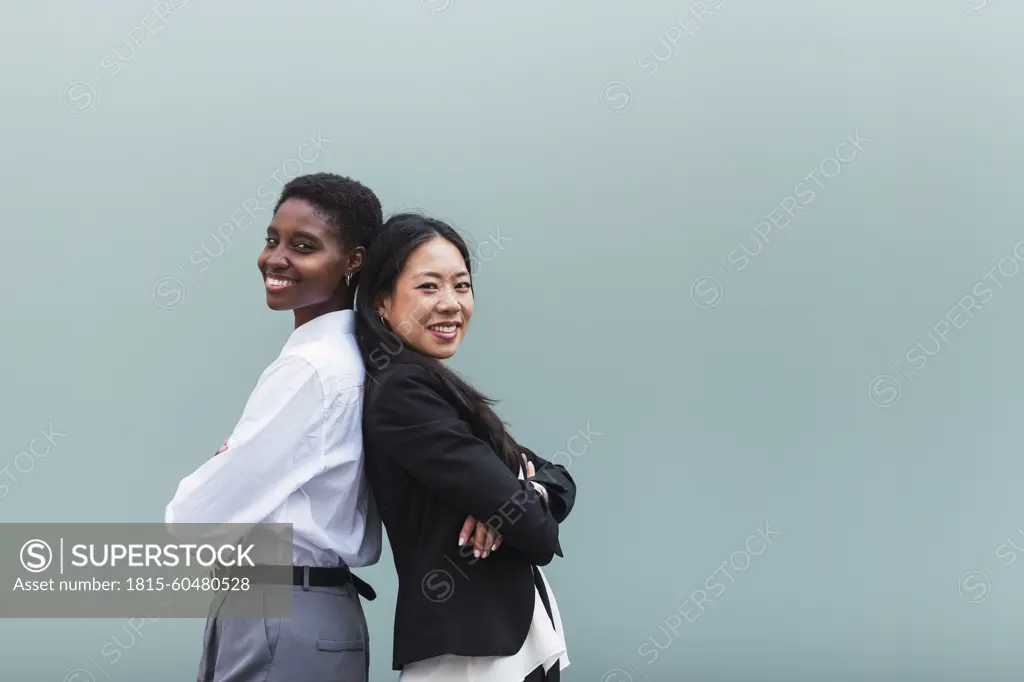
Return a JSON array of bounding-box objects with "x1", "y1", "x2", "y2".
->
[{"x1": 283, "y1": 309, "x2": 356, "y2": 350}]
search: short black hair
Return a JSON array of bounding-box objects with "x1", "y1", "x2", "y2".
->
[{"x1": 273, "y1": 172, "x2": 383, "y2": 253}]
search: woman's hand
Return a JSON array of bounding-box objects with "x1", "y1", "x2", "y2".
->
[
  {"x1": 456, "y1": 453, "x2": 551, "y2": 558},
  {"x1": 523, "y1": 454, "x2": 548, "y2": 505},
  {"x1": 459, "y1": 514, "x2": 501, "y2": 558}
]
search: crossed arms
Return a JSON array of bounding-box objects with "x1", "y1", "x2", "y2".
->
[{"x1": 367, "y1": 364, "x2": 576, "y2": 566}]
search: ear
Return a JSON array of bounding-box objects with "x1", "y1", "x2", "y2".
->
[
  {"x1": 346, "y1": 246, "x2": 365, "y2": 275},
  {"x1": 374, "y1": 292, "x2": 391, "y2": 320}
]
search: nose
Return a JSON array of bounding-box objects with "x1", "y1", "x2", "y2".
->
[
  {"x1": 435, "y1": 288, "x2": 460, "y2": 313},
  {"x1": 265, "y1": 249, "x2": 289, "y2": 272}
]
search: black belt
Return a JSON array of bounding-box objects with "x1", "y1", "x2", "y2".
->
[
  {"x1": 293, "y1": 566, "x2": 377, "y2": 601},
  {"x1": 215, "y1": 565, "x2": 376, "y2": 601}
]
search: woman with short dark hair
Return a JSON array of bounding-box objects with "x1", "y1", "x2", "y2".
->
[{"x1": 166, "y1": 173, "x2": 384, "y2": 682}]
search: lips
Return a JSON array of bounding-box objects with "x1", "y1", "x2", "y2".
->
[
  {"x1": 265, "y1": 275, "x2": 297, "y2": 291},
  {"x1": 427, "y1": 321, "x2": 461, "y2": 341}
]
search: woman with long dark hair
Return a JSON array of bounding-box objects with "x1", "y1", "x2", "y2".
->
[{"x1": 355, "y1": 213, "x2": 576, "y2": 681}]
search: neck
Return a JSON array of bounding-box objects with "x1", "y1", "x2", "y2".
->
[
  {"x1": 293, "y1": 284, "x2": 356, "y2": 328},
  {"x1": 294, "y1": 299, "x2": 352, "y2": 329}
]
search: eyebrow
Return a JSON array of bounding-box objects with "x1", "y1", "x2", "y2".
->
[
  {"x1": 266, "y1": 225, "x2": 324, "y2": 242},
  {"x1": 415, "y1": 270, "x2": 470, "y2": 279},
  {"x1": 293, "y1": 229, "x2": 324, "y2": 242}
]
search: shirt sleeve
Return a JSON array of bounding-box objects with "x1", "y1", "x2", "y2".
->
[{"x1": 164, "y1": 354, "x2": 328, "y2": 531}]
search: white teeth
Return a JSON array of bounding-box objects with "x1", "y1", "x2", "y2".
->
[
  {"x1": 430, "y1": 325, "x2": 456, "y2": 333},
  {"x1": 267, "y1": 277, "x2": 294, "y2": 287}
]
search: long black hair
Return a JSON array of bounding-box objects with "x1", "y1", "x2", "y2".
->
[{"x1": 354, "y1": 213, "x2": 521, "y2": 473}]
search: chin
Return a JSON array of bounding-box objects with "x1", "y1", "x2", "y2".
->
[
  {"x1": 431, "y1": 343, "x2": 461, "y2": 360},
  {"x1": 265, "y1": 296, "x2": 294, "y2": 311},
  {"x1": 413, "y1": 340, "x2": 459, "y2": 360}
]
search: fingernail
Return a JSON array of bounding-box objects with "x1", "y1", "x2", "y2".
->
[
  {"x1": 474, "y1": 550, "x2": 480, "y2": 558},
  {"x1": 458, "y1": 537, "x2": 465, "y2": 546},
  {"x1": 491, "y1": 543, "x2": 498, "y2": 551},
  {"x1": 482, "y1": 551, "x2": 489, "y2": 558}
]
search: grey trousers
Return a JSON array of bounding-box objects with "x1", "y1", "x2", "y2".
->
[{"x1": 197, "y1": 583, "x2": 369, "y2": 682}]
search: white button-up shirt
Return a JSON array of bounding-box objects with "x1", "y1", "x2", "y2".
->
[{"x1": 165, "y1": 310, "x2": 381, "y2": 568}]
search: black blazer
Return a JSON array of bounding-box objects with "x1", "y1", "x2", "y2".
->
[{"x1": 361, "y1": 362, "x2": 576, "y2": 671}]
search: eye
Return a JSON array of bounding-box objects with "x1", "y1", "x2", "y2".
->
[
  {"x1": 456, "y1": 281, "x2": 472, "y2": 290},
  {"x1": 418, "y1": 283, "x2": 438, "y2": 290},
  {"x1": 294, "y1": 242, "x2": 315, "y2": 252},
  {"x1": 264, "y1": 237, "x2": 278, "y2": 246}
]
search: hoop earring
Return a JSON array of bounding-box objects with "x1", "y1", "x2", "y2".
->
[
  {"x1": 345, "y1": 272, "x2": 352, "y2": 286},
  {"x1": 380, "y1": 315, "x2": 386, "y2": 326}
]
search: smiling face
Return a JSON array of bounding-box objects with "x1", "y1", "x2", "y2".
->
[
  {"x1": 257, "y1": 198, "x2": 364, "y2": 326},
  {"x1": 376, "y1": 236, "x2": 474, "y2": 360}
]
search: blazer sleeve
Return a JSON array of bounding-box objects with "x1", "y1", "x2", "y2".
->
[
  {"x1": 366, "y1": 365, "x2": 562, "y2": 565},
  {"x1": 522, "y1": 446, "x2": 576, "y2": 524}
]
